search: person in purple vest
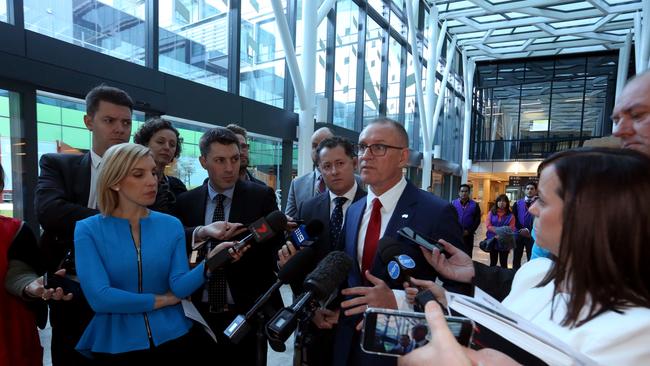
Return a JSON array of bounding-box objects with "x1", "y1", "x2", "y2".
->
[
  {"x1": 486, "y1": 194, "x2": 516, "y2": 268},
  {"x1": 511, "y1": 182, "x2": 538, "y2": 269},
  {"x1": 452, "y1": 184, "x2": 481, "y2": 257}
]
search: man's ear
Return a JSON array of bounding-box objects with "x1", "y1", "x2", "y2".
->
[
  {"x1": 398, "y1": 148, "x2": 410, "y2": 168},
  {"x1": 199, "y1": 155, "x2": 207, "y2": 170},
  {"x1": 83, "y1": 114, "x2": 93, "y2": 131}
]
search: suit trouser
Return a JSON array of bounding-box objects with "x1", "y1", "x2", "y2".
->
[
  {"x1": 462, "y1": 232, "x2": 475, "y2": 258},
  {"x1": 512, "y1": 236, "x2": 533, "y2": 269},
  {"x1": 49, "y1": 298, "x2": 94, "y2": 366}
]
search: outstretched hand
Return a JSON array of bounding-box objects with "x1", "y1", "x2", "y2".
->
[{"x1": 421, "y1": 239, "x2": 475, "y2": 284}]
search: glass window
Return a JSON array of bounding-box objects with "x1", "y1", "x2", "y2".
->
[
  {"x1": 404, "y1": 52, "x2": 417, "y2": 149},
  {"x1": 0, "y1": 89, "x2": 18, "y2": 217},
  {"x1": 24, "y1": 0, "x2": 147, "y2": 65},
  {"x1": 333, "y1": 0, "x2": 359, "y2": 129},
  {"x1": 294, "y1": 0, "x2": 327, "y2": 113},
  {"x1": 0, "y1": 1, "x2": 7, "y2": 23},
  {"x1": 362, "y1": 16, "x2": 382, "y2": 125},
  {"x1": 240, "y1": 0, "x2": 287, "y2": 108},
  {"x1": 519, "y1": 82, "x2": 550, "y2": 141},
  {"x1": 386, "y1": 36, "x2": 402, "y2": 121},
  {"x1": 368, "y1": 0, "x2": 388, "y2": 18},
  {"x1": 549, "y1": 78, "x2": 584, "y2": 141},
  {"x1": 159, "y1": 0, "x2": 230, "y2": 91},
  {"x1": 582, "y1": 75, "x2": 607, "y2": 137}
]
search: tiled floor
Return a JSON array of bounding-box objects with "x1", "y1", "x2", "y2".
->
[{"x1": 39, "y1": 224, "x2": 525, "y2": 365}]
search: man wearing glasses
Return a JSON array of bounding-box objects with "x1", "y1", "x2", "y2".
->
[
  {"x1": 332, "y1": 118, "x2": 464, "y2": 366},
  {"x1": 226, "y1": 124, "x2": 266, "y2": 186}
]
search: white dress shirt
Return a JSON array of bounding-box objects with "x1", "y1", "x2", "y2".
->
[
  {"x1": 356, "y1": 176, "x2": 411, "y2": 310},
  {"x1": 328, "y1": 182, "x2": 358, "y2": 222},
  {"x1": 87, "y1": 150, "x2": 102, "y2": 209}
]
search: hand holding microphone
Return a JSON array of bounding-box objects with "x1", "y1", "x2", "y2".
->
[
  {"x1": 277, "y1": 219, "x2": 324, "y2": 269},
  {"x1": 206, "y1": 211, "x2": 288, "y2": 271}
]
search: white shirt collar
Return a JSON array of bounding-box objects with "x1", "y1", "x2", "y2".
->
[
  {"x1": 366, "y1": 176, "x2": 407, "y2": 213},
  {"x1": 90, "y1": 149, "x2": 102, "y2": 169},
  {"x1": 328, "y1": 182, "x2": 358, "y2": 203}
]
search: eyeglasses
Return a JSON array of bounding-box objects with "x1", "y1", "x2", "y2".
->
[{"x1": 357, "y1": 143, "x2": 406, "y2": 157}]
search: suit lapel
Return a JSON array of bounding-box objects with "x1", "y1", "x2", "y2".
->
[
  {"x1": 229, "y1": 180, "x2": 245, "y2": 223},
  {"x1": 76, "y1": 153, "x2": 91, "y2": 205},
  {"x1": 344, "y1": 200, "x2": 366, "y2": 287}
]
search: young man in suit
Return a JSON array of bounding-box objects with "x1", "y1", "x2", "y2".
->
[
  {"x1": 174, "y1": 127, "x2": 284, "y2": 365},
  {"x1": 333, "y1": 118, "x2": 465, "y2": 366},
  {"x1": 35, "y1": 85, "x2": 134, "y2": 365},
  {"x1": 226, "y1": 123, "x2": 266, "y2": 186},
  {"x1": 285, "y1": 127, "x2": 334, "y2": 218},
  {"x1": 278, "y1": 136, "x2": 366, "y2": 366}
]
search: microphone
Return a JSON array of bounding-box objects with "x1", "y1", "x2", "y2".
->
[
  {"x1": 266, "y1": 251, "x2": 353, "y2": 346},
  {"x1": 207, "y1": 211, "x2": 287, "y2": 271},
  {"x1": 379, "y1": 237, "x2": 416, "y2": 286},
  {"x1": 224, "y1": 246, "x2": 317, "y2": 345},
  {"x1": 289, "y1": 219, "x2": 324, "y2": 248}
]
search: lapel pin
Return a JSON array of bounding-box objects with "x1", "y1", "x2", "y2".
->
[{"x1": 401, "y1": 214, "x2": 409, "y2": 219}]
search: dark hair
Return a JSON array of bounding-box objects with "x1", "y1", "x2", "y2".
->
[
  {"x1": 133, "y1": 117, "x2": 183, "y2": 159},
  {"x1": 199, "y1": 127, "x2": 240, "y2": 157},
  {"x1": 490, "y1": 194, "x2": 511, "y2": 215},
  {"x1": 85, "y1": 84, "x2": 134, "y2": 117},
  {"x1": 367, "y1": 117, "x2": 409, "y2": 147},
  {"x1": 537, "y1": 147, "x2": 650, "y2": 327},
  {"x1": 226, "y1": 124, "x2": 247, "y2": 139},
  {"x1": 315, "y1": 136, "x2": 356, "y2": 164},
  {"x1": 459, "y1": 184, "x2": 471, "y2": 191},
  {"x1": 524, "y1": 181, "x2": 538, "y2": 190}
]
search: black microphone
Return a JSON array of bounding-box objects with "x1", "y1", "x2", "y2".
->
[
  {"x1": 224, "y1": 246, "x2": 317, "y2": 345},
  {"x1": 289, "y1": 219, "x2": 324, "y2": 249},
  {"x1": 207, "y1": 211, "x2": 287, "y2": 271},
  {"x1": 266, "y1": 251, "x2": 353, "y2": 345},
  {"x1": 379, "y1": 237, "x2": 416, "y2": 286}
]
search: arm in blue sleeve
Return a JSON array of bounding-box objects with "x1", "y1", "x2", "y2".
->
[
  {"x1": 74, "y1": 220, "x2": 155, "y2": 313},
  {"x1": 168, "y1": 220, "x2": 206, "y2": 298}
]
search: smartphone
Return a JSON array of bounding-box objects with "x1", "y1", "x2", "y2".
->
[
  {"x1": 43, "y1": 272, "x2": 82, "y2": 297},
  {"x1": 397, "y1": 227, "x2": 446, "y2": 254},
  {"x1": 361, "y1": 308, "x2": 474, "y2": 357}
]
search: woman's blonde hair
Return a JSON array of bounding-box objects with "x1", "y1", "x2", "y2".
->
[{"x1": 97, "y1": 143, "x2": 153, "y2": 215}]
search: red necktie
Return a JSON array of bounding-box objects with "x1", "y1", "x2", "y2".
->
[{"x1": 362, "y1": 198, "x2": 382, "y2": 275}]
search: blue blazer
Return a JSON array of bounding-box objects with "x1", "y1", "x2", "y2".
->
[
  {"x1": 333, "y1": 181, "x2": 464, "y2": 366},
  {"x1": 74, "y1": 211, "x2": 206, "y2": 356}
]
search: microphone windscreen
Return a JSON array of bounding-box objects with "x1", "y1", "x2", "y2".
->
[
  {"x1": 265, "y1": 211, "x2": 288, "y2": 233},
  {"x1": 277, "y1": 247, "x2": 317, "y2": 283},
  {"x1": 304, "y1": 219, "x2": 324, "y2": 238},
  {"x1": 378, "y1": 237, "x2": 404, "y2": 263},
  {"x1": 304, "y1": 251, "x2": 353, "y2": 300}
]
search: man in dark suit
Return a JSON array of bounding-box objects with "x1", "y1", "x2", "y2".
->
[
  {"x1": 226, "y1": 124, "x2": 267, "y2": 186},
  {"x1": 174, "y1": 127, "x2": 283, "y2": 366},
  {"x1": 35, "y1": 85, "x2": 134, "y2": 365},
  {"x1": 278, "y1": 136, "x2": 366, "y2": 366},
  {"x1": 333, "y1": 118, "x2": 465, "y2": 366}
]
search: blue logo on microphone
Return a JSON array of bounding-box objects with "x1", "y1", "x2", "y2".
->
[
  {"x1": 398, "y1": 255, "x2": 416, "y2": 269},
  {"x1": 388, "y1": 261, "x2": 400, "y2": 280}
]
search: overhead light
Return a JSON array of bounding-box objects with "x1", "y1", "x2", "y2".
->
[
  {"x1": 564, "y1": 98, "x2": 583, "y2": 102},
  {"x1": 524, "y1": 109, "x2": 544, "y2": 113},
  {"x1": 521, "y1": 101, "x2": 541, "y2": 106}
]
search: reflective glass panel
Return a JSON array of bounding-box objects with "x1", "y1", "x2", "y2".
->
[
  {"x1": 159, "y1": 0, "x2": 230, "y2": 90},
  {"x1": 362, "y1": 16, "x2": 382, "y2": 125},
  {"x1": 24, "y1": 0, "x2": 146, "y2": 65},
  {"x1": 240, "y1": 0, "x2": 287, "y2": 108},
  {"x1": 386, "y1": 37, "x2": 402, "y2": 121},
  {"x1": 333, "y1": 0, "x2": 359, "y2": 129}
]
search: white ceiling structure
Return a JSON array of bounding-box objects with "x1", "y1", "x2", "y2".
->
[{"x1": 432, "y1": 0, "x2": 644, "y2": 61}]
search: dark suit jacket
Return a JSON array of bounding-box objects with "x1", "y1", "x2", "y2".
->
[
  {"x1": 174, "y1": 179, "x2": 284, "y2": 313},
  {"x1": 34, "y1": 152, "x2": 97, "y2": 365},
  {"x1": 35, "y1": 152, "x2": 98, "y2": 272},
  {"x1": 245, "y1": 169, "x2": 267, "y2": 186},
  {"x1": 296, "y1": 186, "x2": 367, "y2": 262},
  {"x1": 333, "y1": 181, "x2": 464, "y2": 366}
]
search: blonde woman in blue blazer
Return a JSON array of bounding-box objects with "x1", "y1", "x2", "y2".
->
[{"x1": 74, "y1": 143, "x2": 244, "y2": 364}]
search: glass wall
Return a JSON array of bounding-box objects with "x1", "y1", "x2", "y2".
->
[
  {"x1": 473, "y1": 53, "x2": 617, "y2": 161},
  {"x1": 240, "y1": 0, "x2": 287, "y2": 108},
  {"x1": 0, "y1": 89, "x2": 14, "y2": 216},
  {"x1": 362, "y1": 15, "x2": 382, "y2": 125},
  {"x1": 159, "y1": 0, "x2": 230, "y2": 90},
  {"x1": 24, "y1": 0, "x2": 147, "y2": 65},
  {"x1": 332, "y1": 0, "x2": 359, "y2": 129},
  {"x1": 1, "y1": 1, "x2": 7, "y2": 23},
  {"x1": 386, "y1": 36, "x2": 402, "y2": 121}
]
